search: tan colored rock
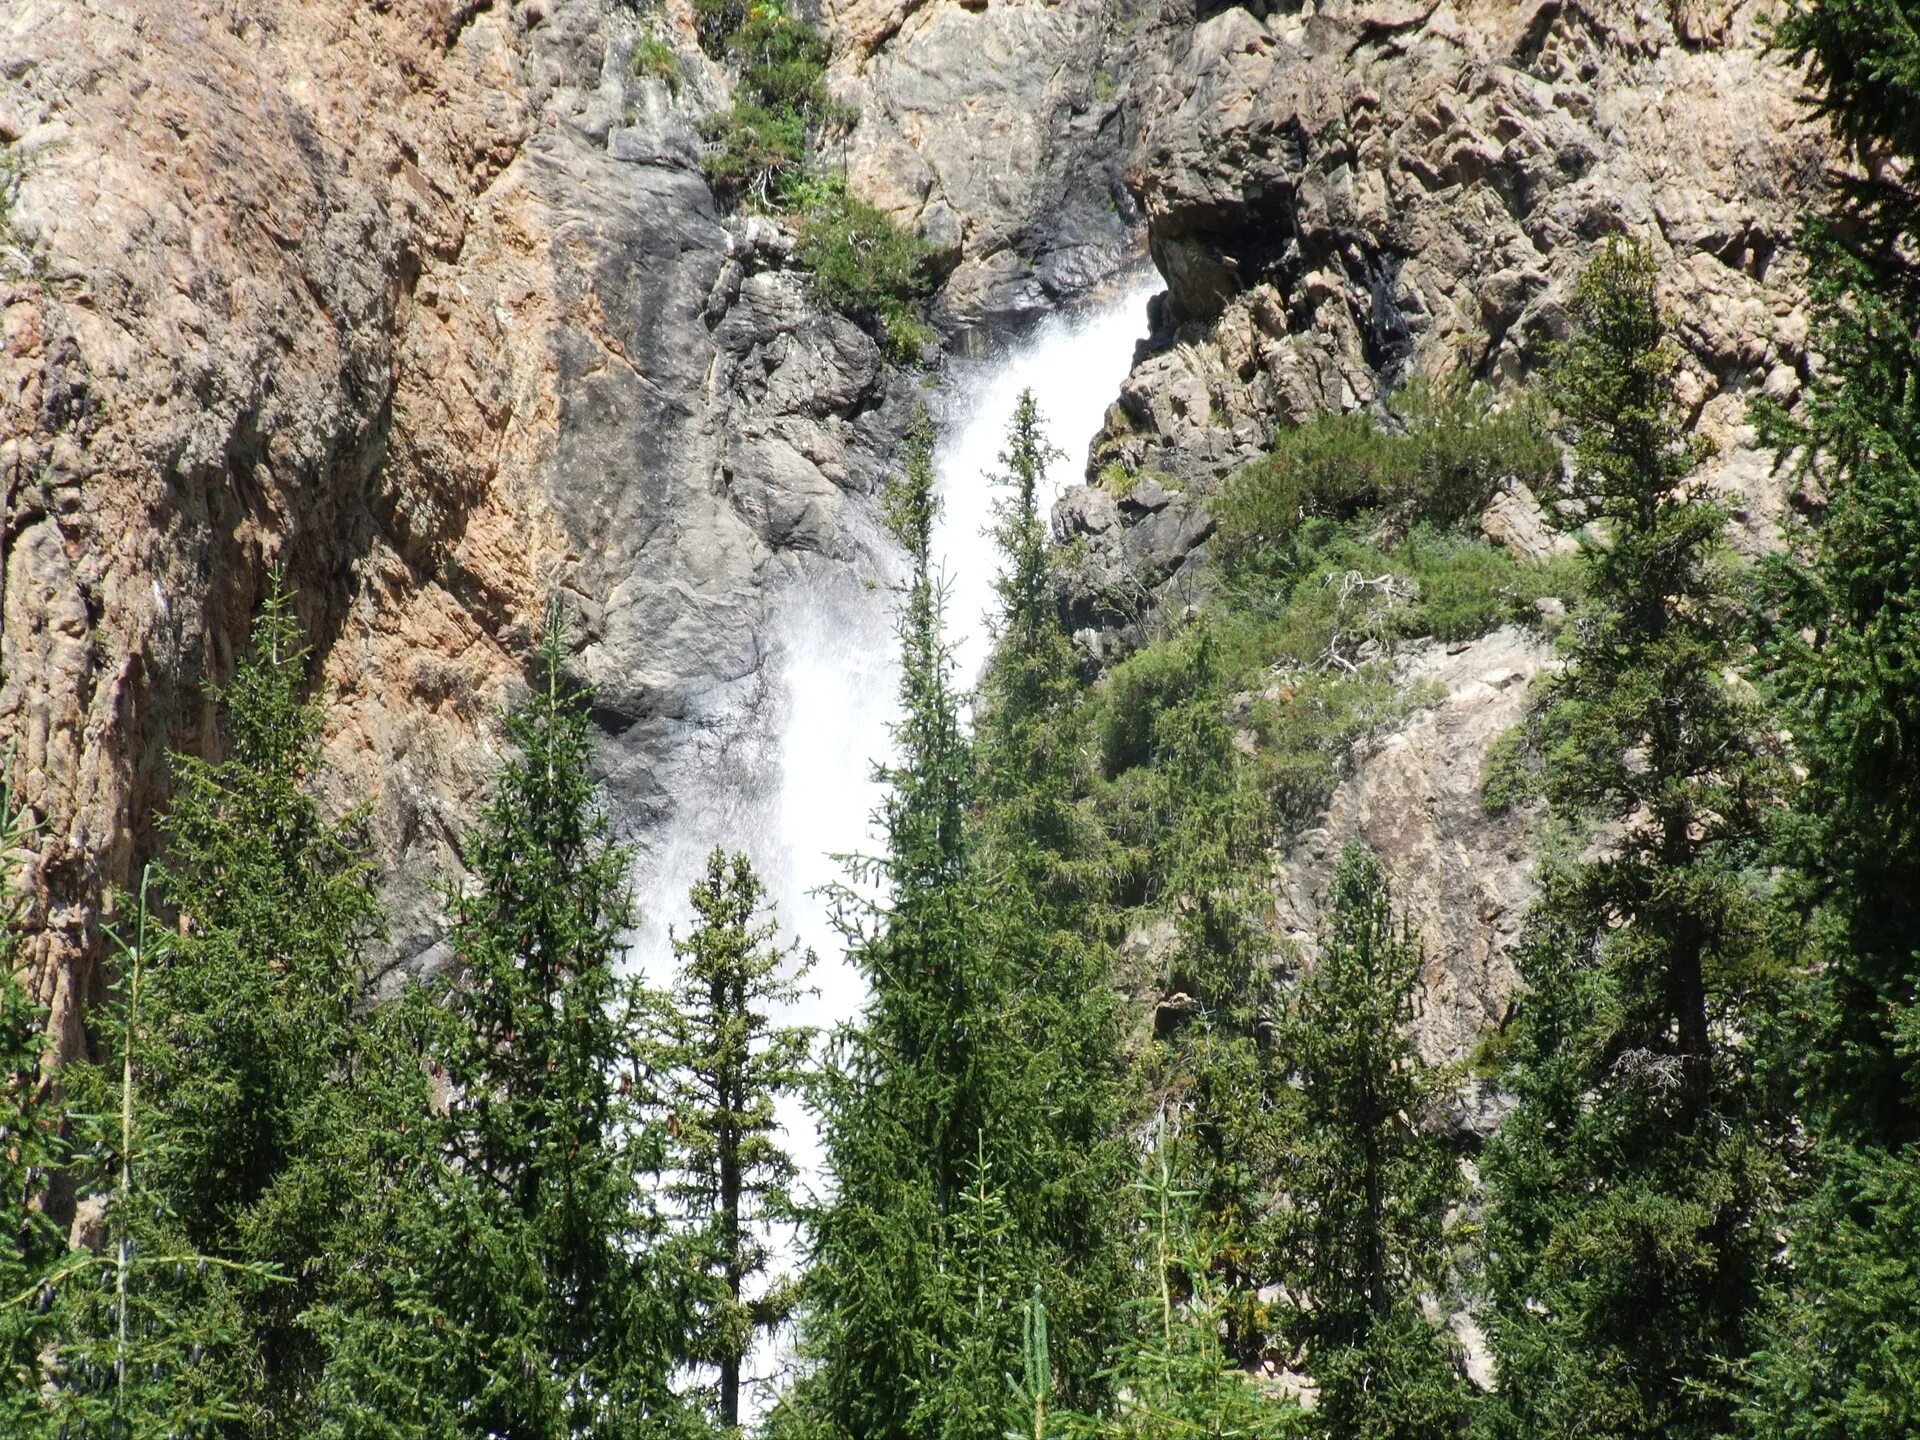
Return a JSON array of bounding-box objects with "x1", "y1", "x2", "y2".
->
[
  {"x1": 1480, "y1": 482, "x2": 1575, "y2": 562},
  {"x1": 0, "y1": 0, "x2": 543, "y2": 1057},
  {"x1": 1, "y1": 0, "x2": 919, "y2": 1049},
  {"x1": 1272, "y1": 626, "x2": 1554, "y2": 1063}
]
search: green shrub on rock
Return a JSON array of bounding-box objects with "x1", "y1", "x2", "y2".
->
[
  {"x1": 795, "y1": 178, "x2": 937, "y2": 362},
  {"x1": 1214, "y1": 378, "x2": 1556, "y2": 579}
]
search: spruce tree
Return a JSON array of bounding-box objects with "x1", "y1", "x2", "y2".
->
[
  {"x1": 36, "y1": 579, "x2": 376, "y2": 1436},
  {"x1": 0, "y1": 772, "x2": 76, "y2": 1434},
  {"x1": 1284, "y1": 844, "x2": 1467, "y2": 1440},
  {"x1": 72, "y1": 583, "x2": 378, "y2": 1436},
  {"x1": 786, "y1": 410, "x2": 1008, "y2": 1440},
  {"x1": 1077, "y1": 1117, "x2": 1301, "y2": 1440},
  {"x1": 791, "y1": 404, "x2": 1131, "y2": 1439},
  {"x1": 655, "y1": 848, "x2": 812, "y2": 1431},
  {"x1": 425, "y1": 601, "x2": 687, "y2": 1438},
  {"x1": 972, "y1": 390, "x2": 1131, "y2": 1407},
  {"x1": 49, "y1": 871, "x2": 277, "y2": 1438},
  {"x1": 1477, "y1": 240, "x2": 1783, "y2": 1440},
  {"x1": 1732, "y1": 5, "x2": 1920, "y2": 1431},
  {"x1": 1126, "y1": 617, "x2": 1294, "y2": 1365}
]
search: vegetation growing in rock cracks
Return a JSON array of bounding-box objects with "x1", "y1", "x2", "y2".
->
[{"x1": 692, "y1": 0, "x2": 937, "y2": 361}]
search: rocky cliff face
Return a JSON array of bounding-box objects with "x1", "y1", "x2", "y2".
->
[
  {"x1": 1055, "y1": 0, "x2": 1828, "y2": 1054},
  {"x1": 0, "y1": 0, "x2": 1830, "y2": 1067},
  {"x1": 0, "y1": 0, "x2": 934, "y2": 1051}
]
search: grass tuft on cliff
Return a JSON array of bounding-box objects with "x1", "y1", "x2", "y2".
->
[{"x1": 793, "y1": 178, "x2": 938, "y2": 362}]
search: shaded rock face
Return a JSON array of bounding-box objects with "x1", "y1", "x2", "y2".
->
[
  {"x1": 1049, "y1": 0, "x2": 1832, "y2": 1058},
  {"x1": 0, "y1": 0, "x2": 1835, "y2": 1091},
  {"x1": 0, "y1": 0, "x2": 919, "y2": 1044},
  {"x1": 1066, "y1": 0, "x2": 1827, "y2": 601}
]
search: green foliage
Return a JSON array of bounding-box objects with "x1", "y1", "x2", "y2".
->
[
  {"x1": 1093, "y1": 614, "x2": 1294, "y2": 1363},
  {"x1": 653, "y1": 849, "x2": 812, "y2": 1431},
  {"x1": 1213, "y1": 378, "x2": 1556, "y2": 580},
  {"x1": 25, "y1": 580, "x2": 374, "y2": 1436},
  {"x1": 1283, "y1": 845, "x2": 1471, "y2": 1440},
  {"x1": 1736, "y1": 1144, "x2": 1920, "y2": 1439},
  {"x1": 90, "y1": 581, "x2": 374, "y2": 1432},
  {"x1": 1731, "y1": 6, "x2": 1920, "y2": 1431},
  {"x1": 309, "y1": 602, "x2": 691, "y2": 1440},
  {"x1": 1477, "y1": 240, "x2": 1786, "y2": 1440},
  {"x1": 425, "y1": 602, "x2": 686, "y2": 1437},
  {"x1": 49, "y1": 873, "x2": 282, "y2": 1439},
  {"x1": 0, "y1": 774, "x2": 75, "y2": 1435},
  {"x1": 693, "y1": 0, "x2": 935, "y2": 356},
  {"x1": 788, "y1": 403, "x2": 1131, "y2": 1439},
  {"x1": 1772, "y1": 0, "x2": 1920, "y2": 161},
  {"x1": 1080, "y1": 420, "x2": 1545, "y2": 1369},
  {"x1": 1071, "y1": 1120, "x2": 1302, "y2": 1440},
  {"x1": 972, "y1": 393, "x2": 1133, "y2": 1409},
  {"x1": 631, "y1": 29, "x2": 683, "y2": 92},
  {"x1": 785, "y1": 408, "x2": 997, "y2": 1440},
  {"x1": 699, "y1": 0, "x2": 850, "y2": 209},
  {"x1": 794, "y1": 179, "x2": 936, "y2": 363},
  {"x1": 1477, "y1": 724, "x2": 1538, "y2": 816}
]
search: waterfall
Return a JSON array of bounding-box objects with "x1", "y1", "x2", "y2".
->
[{"x1": 634, "y1": 268, "x2": 1161, "y2": 1405}]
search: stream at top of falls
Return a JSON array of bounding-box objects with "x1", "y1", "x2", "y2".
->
[{"x1": 631, "y1": 267, "x2": 1162, "y2": 1405}]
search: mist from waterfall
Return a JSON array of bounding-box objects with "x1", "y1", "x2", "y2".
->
[{"x1": 633, "y1": 269, "x2": 1160, "y2": 1406}]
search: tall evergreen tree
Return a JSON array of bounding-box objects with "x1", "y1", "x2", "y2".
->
[
  {"x1": 972, "y1": 390, "x2": 1131, "y2": 1405},
  {"x1": 50, "y1": 871, "x2": 278, "y2": 1438},
  {"x1": 792, "y1": 402, "x2": 1131, "y2": 1438},
  {"x1": 1121, "y1": 616, "x2": 1294, "y2": 1365},
  {"x1": 1733, "y1": 5, "x2": 1920, "y2": 1432},
  {"x1": 29, "y1": 579, "x2": 378, "y2": 1436},
  {"x1": 0, "y1": 771, "x2": 77, "y2": 1434},
  {"x1": 1077, "y1": 1117, "x2": 1301, "y2": 1440},
  {"x1": 1284, "y1": 844, "x2": 1468, "y2": 1440},
  {"x1": 1477, "y1": 240, "x2": 1784, "y2": 1440},
  {"x1": 423, "y1": 602, "x2": 687, "y2": 1438},
  {"x1": 655, "y1": 848, "x2": 812, "y2": 1432},
  {"x1": 786, "y1": 410, "x2": 1006, "y2": 1440}
]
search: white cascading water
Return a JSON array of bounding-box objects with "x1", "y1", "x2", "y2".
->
[{"x1": 636, "y1": 267, "x2": 1161, "y2": 1406}]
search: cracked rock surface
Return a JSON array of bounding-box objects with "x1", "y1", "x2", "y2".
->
[
  {"x1": 1063, "y1": 0, "x2": 1828, "y2": 621},
  {"x1": 0, "y1": 0, "x2": 1839, "y2": 1081},
  {"x1": 0, "y1": 0, "x2": 918, "y2": 1040}
]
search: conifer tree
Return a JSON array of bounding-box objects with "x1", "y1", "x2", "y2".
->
[
  {"x1": 976, "y1": 389, "x2": 1090, "y2": 888},
  {"x1": 786, "y1": 410, "x2": 1008, "y2": 1440},
  {"x1": 1126, "y1": 618, "x2": 1294, "y2": 1364},
  {"x1": 1285, "y1": 844, "x2": 1467, "y2": 1440},
  {"x1": 0, "y1": 977, "x2": 63, "y2": 1432},
  {"x1": 655, "y1": 848, "x2": 812, "y2": 1431},
  {"x1": 49, "y1": 870, "x2": 277, "y2": 1438},
  {"x1": 972, "y1": 390, "x2": 1131, "y2": 1405},
  {"x1": 424, "y1": 601, "x2": 687, "y2": 1438},
  {"x1": 1477, "y1": 240, "x2": 1783, "y2": 1440},
  {"x1": 21, "y1": 580, "x2": 378, "y2": 1435},
  {"x1": 0, "y1": 772, "x2": 76, "y2": 1434},
  {"x1": 1078, "y1": 1117, "x2": 1301, "y2": 1440},
  {"x1": 792, "y1": 405, "x2": 1130, "y2": 1439},
  {"x1": 1733, "y1": 5, "x2": 1920, "y2": 1431}
]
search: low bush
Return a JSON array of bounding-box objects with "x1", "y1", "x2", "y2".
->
[
  {"x1": 629, "y1": 30, "x2": 682, "y2": 92},
  {"x1": 698, "y1": 0, "x2": 850, "y2": 208},
  {"x1": 1213, "y1": 377, "x2": 1556, "y2": 578},
  {"x1": 794, "y1": 179, "x2": 937, "y2": 362}
]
